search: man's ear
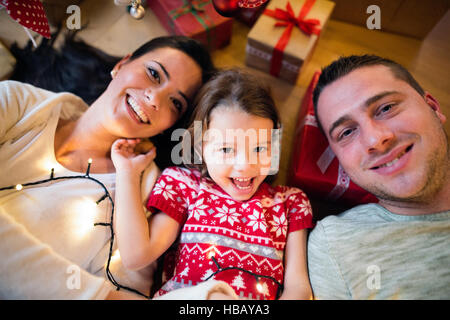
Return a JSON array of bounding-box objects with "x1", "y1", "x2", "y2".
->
[
  {"x1": 424, "y1": 92, "x2": 446, "y2": 124},
  {"x1": 111, "y1": 53, "x2": 132, "y2": 77}
]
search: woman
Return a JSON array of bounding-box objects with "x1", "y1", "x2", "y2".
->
[{"x1": 0, "y1": 36, "x2": 215, "y2": 299}]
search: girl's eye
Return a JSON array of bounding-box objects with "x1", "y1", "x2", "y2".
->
[
  {"x1": 147, "y1": 67, "x2": 160, "y2": 83},
  {"x1": 254, "y1": 146, "x2": 267, "y2": 153},
  {"x1": 220, "y1": 147, "x2": 233, "y2": 154}
]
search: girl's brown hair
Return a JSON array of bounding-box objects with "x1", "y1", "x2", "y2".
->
[{"x1": 182, "y1": 68, "x2": 281, "y2": 177}]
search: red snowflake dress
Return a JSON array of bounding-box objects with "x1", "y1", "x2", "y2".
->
[{"x1": 147, "y1": 167, "x2": 313, "y2": 300}]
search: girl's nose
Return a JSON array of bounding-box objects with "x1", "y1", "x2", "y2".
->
[{"x1": 233, "y1": 148, "x2": 254, "y2": 171}]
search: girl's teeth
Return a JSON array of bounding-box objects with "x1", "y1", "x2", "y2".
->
[
  {"x1": 235, "y1": 185, "x2": 251, "y2": 190},
  {"x1": 127, "y1": 96, "x2": 149, "y2": 124},
  {"x1": 232, "y1": 177, "x2": 252, "y2": 189}
]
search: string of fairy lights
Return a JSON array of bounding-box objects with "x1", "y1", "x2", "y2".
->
[
  {"x1": 205, "y1": 254, "x2": 283, "y2": 299},
  {"x1": 0, "y1": 158, "x2": 283, "y2": 299}
]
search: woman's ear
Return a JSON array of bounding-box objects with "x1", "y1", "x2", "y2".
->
[
  {"x1": 111, "y1": 53, "x2": 132, "y2": 78},
  {"x1": 424, "y1": 92, "x2": 446, "y2": 124}
]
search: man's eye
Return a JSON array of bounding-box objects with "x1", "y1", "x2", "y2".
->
[
  {"x1": 147, "y1": 67, "x2": 160, "y2": 83},
  {"x1": 338, "y1": 128, "x2": 355, "y2": 140},
  {"x1": 377, "y1": 103, "x2": 394, "y2": 116}
]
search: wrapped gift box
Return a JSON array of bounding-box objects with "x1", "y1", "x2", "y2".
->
[
  {"x1": 289, "y1": 71, "x2": 378, "y2": 206},
  {"x1": 245, "y1": 0, "x2": 334, "y2": 84},
  {"x1": 148, "y1": 0, "x2": 233, "y2": 50}
]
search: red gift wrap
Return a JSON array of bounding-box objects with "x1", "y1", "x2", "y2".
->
[
  {"x1": 289, "y1": 71, "x2": 378, "y2": 206},
  {"x1": 1, "y1": 0, "x2": 51, "y2": 39},
  {"x1": 245, "y1": 0, "x2": 334, "y2": 84},
  {"x1": 148, "y1": 0, "x2": 233, "y2": 50}
]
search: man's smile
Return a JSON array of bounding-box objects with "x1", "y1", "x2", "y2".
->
[{"x1": 367, "y1": 143, "x2": 414, "y2": 174}]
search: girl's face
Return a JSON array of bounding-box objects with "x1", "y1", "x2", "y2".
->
[
  {"x1": 98, "y1": 47, "x2": 202, "y2": 138},
  {"x1": 202, "y1": 105, "x2": 275, "y2": 201}
]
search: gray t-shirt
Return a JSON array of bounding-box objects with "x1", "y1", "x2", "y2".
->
[{"x1": 308, "y1": 203, "x2": 450, "y2": 299}]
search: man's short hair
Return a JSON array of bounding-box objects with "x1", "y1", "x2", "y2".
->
[{"x1": 312, "y1": 55, "x2": 425, "y2": 134}]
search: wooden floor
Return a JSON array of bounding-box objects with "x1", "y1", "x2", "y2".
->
[{"x1": 1, "y1": 1, "x2": 448, "y2": 216}]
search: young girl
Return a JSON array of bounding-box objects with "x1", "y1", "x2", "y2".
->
[{"x1": 111, "y1": 69, "x2": 314, "y2": 300}]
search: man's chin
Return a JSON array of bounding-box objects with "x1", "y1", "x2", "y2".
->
[{"x1": 361, "y1": 179, "x2": 438, "y2": 205}]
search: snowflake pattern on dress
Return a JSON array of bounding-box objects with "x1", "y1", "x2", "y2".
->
[
  {"x1": 247, "y1": 209, "x2": 268, "y2": 232},
  {"x1": 189, "y1": 197, "x2": 208, "y2": 221},
  {"x1": 152, "y1": 179, "x2": 177, "y2": 201},
  {"x1": 214, "y1": 204, "x2": 241, "y2": 226},
  {"x1": 147, "y1": 167, "x2": 313, "y2": 300}
]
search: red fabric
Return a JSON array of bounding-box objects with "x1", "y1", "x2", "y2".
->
[
  {"x1": 1, "y1": 0, "x2": 50, "y2": 39},
  {"x1": 289, "y1": 72, "x2": 378, "y2": 206},
  {"x1": 147, "y1": 167, "x2": 313, "y2": 300},
  {"x1": 148, "y1": 0, "x2": 233, "y2": 50},
  {"x1": 263, "y1": 0, "x2": 321, "y2": 77}
]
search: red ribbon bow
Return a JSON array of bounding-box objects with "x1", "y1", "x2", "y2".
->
[{"x1": 264, "y1": 0, "x2": 321, "y2": 77}]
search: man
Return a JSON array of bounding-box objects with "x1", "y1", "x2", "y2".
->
[{"x1": 307, "y1": 55, "x2": 450, "y2": 299}]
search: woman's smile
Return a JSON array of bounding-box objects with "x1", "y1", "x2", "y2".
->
[{"x1": 125, "y1": 94, "x2": 151, "y2": 125}]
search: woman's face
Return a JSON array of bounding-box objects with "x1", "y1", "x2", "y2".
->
[{"x1": 99, "y1": 47, "x2": 203, "y2": 139}]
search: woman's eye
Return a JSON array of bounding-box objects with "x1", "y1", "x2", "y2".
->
[
  {"x1": 147, "y1": 67, "x2": 160, "y2": 83},
  {"x1": 171, "y1": 98, "x2": 183, "y2": 113}
]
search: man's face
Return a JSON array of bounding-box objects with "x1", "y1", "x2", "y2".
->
[{"x1": 316, "y1": 65, "x2": 448, "y2": 204}]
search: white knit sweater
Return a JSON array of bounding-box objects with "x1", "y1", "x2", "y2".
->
[{"x1": 0, "y1": 81, "x2": 159, "y2": 299}]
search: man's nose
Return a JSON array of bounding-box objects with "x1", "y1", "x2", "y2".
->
[{"x1": 362, "y1": 120, "x2": 395, "y2": 153}]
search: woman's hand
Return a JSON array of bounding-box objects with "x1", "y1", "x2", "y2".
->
[{"x1": 111, "y1": 138, "x2": 156, "y2": 174}]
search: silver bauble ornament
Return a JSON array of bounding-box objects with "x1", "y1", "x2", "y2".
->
[{"x1": 130, "y1": 1, "x2": 145, "y2": 19}]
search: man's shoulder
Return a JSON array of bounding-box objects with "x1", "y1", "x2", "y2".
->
[
  {"x1": 319, "y1": 203, "x2": 384, "y2": 224},
  {"x1": 310, "y1": 203, "x2": 385, "y2": 240}
]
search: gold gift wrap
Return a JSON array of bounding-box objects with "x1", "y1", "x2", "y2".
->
[{"x1": 245, "y1": 0, "x2": 335, "y2": 84}]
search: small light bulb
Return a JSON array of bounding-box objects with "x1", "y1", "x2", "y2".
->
[
  {"x1": 208, "y1": 251, "x2": 215, "y2": 259},
  {"x1": 85, "y1": 158, "x2": 93, "y2": 176},
  {"x1": 256, "y1": 282, "x2": 263, "y2": 293},
  {"x1": 15, "y1": 184, "x2": 23, "y2": 191},
  {"x1": 111, "y1": 249, "x2": 121, "y2": 263}
]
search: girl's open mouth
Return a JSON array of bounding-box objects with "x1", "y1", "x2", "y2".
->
[{"x1": 231, "y1": 177, "x2": 254, "y2": 190}]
